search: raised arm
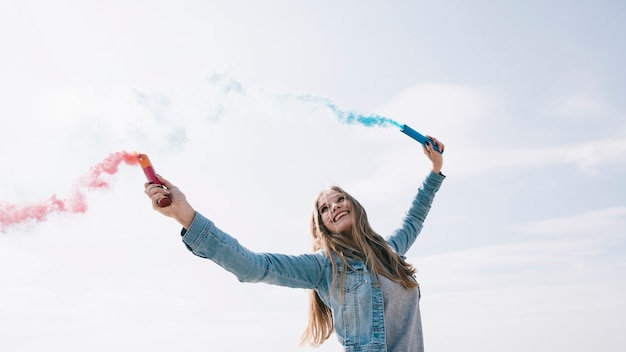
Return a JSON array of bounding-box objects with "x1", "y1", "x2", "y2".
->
[
  {"x1": 144, "y1": 175, "x2": 327, "y2": 290},
  {"x1": 386, "y1": 136, "x2": 446, "y2": 255},
  {"x1": 181, "y1": 212, "x2": 326, "y2": 289}
]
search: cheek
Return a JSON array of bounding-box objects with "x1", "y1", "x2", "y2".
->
[{"x1": 321, "y1": 214, "x2": 332, "y2": 227}]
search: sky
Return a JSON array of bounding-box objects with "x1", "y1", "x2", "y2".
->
[{"x1": 1, "y1": 0, "x2": 625, "y2": 351}]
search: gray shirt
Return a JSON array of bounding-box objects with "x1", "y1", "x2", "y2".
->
[{"x1": 380, "y1": 275, "x2": 424, "y2": 351}]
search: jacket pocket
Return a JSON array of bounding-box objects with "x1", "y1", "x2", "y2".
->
[{"x1": 344, "y1": 261, "x2": 367, "y2": 293}]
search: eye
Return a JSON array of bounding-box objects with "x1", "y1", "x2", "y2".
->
[
  {"x1": 338, "y1": 196, "x2": 345, "y2": 203},
  {"x1": 320, "y1": 205, "x2": 328, "y2": 214}
]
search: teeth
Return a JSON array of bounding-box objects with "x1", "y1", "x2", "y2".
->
[{"x1": 334, "y1": 211, "x2": 347, "y2": 222}]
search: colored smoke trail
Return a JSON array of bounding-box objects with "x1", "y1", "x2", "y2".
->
[
  {"x1": 210, "y1": 72, "x2": 441, "y2": 151},
  {"x1": 292, "y1": 94, "x2": 403, "y2": 129},
  {"x1": 209, "y1": 71, "x2": 442, "y2": 153},
  {"x1": 0, "y1": 151, "x2": 139, "y2": 232},
  {"x1": 208, "y1": 70, "x2": 403, "y2": 129}
]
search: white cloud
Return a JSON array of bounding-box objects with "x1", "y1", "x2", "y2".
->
[
  {"x1": 440, "y1": 136, "x2": 626, "y2": 178},
  {"x1": 544, "y1": 91, "x2": 612, "y2": 118},
  {"x1": 513, "y1": 206, "x2": 626, "y2": 237},
  {"x1": 414, "y1": 232, "x2": 626, "y2": 352},
  {"x1": 375, "y1": 83, "x2": 501, "y2": 146}
]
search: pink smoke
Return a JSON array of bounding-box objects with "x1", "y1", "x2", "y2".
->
[{"x1": 0, "y1": 151, "x2": 139, "y2": 232}]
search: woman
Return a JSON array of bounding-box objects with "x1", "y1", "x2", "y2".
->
[{"x1": 144, "y1": 137, "x2": 445, "y2": 351}]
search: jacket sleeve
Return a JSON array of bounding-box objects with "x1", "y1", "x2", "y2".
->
[
  {"x1": 387, "y1": 171, "x2": 445, "y2": 256},
  {"x1": 180, "y1": 212, "x2": 326, "y2": 289}
]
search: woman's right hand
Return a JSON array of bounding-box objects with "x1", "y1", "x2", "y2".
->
[{"x1": 144, "y1": 175, "x2": 196, "y2": 229}]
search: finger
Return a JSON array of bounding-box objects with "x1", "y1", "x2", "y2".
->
[
  {"x1": 434, "y1": 140, "x2": 445, "y2": 152},
  {"x1": 144, "y1": 182, "x2": 162, "y2": 194},
  {"x1": 144, "y1": 183, "x2": 161, "y2": 194},
  {"x1": 149, "y1": 191, "x2": 168, "y2": 208},
  {"x1": 144, "y1": 183, "x2": 154, "y2": 195},
  {"x1": 426, "y1": 135, "x2": 445, "y2": 152},
  {"x1": 146, "y1": 185, "x2": 169, "y2": 200},
  {"x1": 156, "y1": 174, "x2": 176, "y2": 190},
  {"x1": 424, "y1": 141, "x2": 434, "y2": 155},
  {"x1": 422, "y1": 145, "x2": 430, "y2": 157}
]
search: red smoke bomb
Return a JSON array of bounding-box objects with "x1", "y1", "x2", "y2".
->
[{"x1": 137, "y1": 153, "x2": 171, "y2": 207}]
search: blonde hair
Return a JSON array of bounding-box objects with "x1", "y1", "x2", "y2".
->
[{"x1": 301, "y1": 186, "x2": 418, "y2": 346}]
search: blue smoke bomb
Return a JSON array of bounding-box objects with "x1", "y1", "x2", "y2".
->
[{"x1": 400, "y1": 124, "x2": 443, "y2": 154}]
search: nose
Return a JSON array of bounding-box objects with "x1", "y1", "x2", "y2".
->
[{"x1": 331, "y1": 202, "x2": 341, "y2": 212}]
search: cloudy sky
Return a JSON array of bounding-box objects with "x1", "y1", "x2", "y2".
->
[{"x1": 1, "y1": 0, "x2": 625, "y2": 351}]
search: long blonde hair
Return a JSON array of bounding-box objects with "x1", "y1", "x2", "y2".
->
[{"x1": 301, "y1": 186, "x2": 418, "y2": 346}]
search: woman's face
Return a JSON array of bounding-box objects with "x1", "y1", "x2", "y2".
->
[{"x1": 318, "y1": 189, "x2": 353, "y2": 235}]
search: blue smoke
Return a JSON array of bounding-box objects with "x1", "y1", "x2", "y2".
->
[
  {"x1": 205, "y1": 70, "x2": 402, "y2": 130},
  {"x1": 291, "y1": 93, "x2": 402, "y2": 129}
]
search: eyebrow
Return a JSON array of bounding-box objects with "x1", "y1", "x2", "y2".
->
[{"x1": 318, "y1": 192, "x2": 343, "y2": 210}]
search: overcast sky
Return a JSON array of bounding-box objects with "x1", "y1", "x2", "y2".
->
[{"x1": 1, "y1": 1, "x2": 625, "y2": 351}]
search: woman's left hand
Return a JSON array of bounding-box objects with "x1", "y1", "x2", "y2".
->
[{"x1": 424, "y1": 136, "x2": 444, "y2": 173}]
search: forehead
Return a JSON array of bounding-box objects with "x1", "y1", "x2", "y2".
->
[{"x1": 318, "y1": 189, "x2": 343, "y2": 204}]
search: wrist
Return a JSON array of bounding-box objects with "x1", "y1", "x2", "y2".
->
[
  {"x1": 432, "y1": 161, "x2": 443, "y2": 174},
  {"x1": 177, "y1": 207, "x2": 196, "y2": 229}
]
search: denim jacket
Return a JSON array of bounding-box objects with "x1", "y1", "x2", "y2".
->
[{"x1": 181, "y1": 171, "x2": 445, "y2": 351}]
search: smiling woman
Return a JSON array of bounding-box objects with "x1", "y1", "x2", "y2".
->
[{"x1": 144, "y1": 136, "x2": 446, "y2": 351}]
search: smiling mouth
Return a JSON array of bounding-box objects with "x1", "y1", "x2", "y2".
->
[{"x1": 334, "y1": 211, "x2": 349, "y2": 222}]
